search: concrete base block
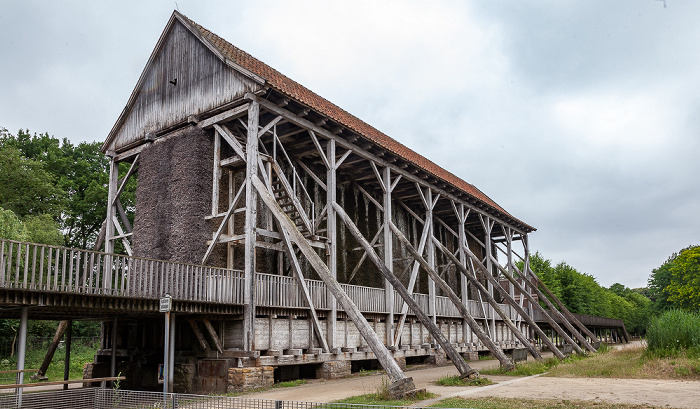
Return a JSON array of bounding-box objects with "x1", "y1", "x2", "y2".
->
[
  {"x1": 462, "y1": 351, "x2": 479, "y2": 361},
  {"x1": 316, "y1": 360, "x2": 351, "y2": 379},
  {"x1": 227, "y1": 366, "x2": 274, "y2": 392},
  {"x1": 306, "y1": 348, "x2": 322, "y2": 355},
  {"x1": 265, "y1": 350, "x2": 281, "y2": 357},
  {"x1": 284, "y1": 349, "x2": 303, "y2": 356}
]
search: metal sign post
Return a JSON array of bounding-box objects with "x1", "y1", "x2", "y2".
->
[{"x1": 160, "y1": 295, "x2": 171, "y2": 394}]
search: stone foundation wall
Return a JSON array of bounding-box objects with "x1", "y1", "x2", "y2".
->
[{"x1": 228, "y1": 367, "x2": 274, "y2": 392}]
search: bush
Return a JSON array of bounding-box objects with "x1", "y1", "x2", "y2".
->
[{"x1": 646, "y1": 309, "x2": 700, "y2": 357}]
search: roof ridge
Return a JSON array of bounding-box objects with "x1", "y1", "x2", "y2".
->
[{"x1": 180, "y1": 13, "x2": 532, "y2": 230}]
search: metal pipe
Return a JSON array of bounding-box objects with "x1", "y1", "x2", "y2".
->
[
  {"x1": 16, "y1": 306, "x2": 28, "y2": 407},
  {"x1": 163, "y1": 311, "x2": 170, "y2": 394},
  {"x1": 168, "y1": 314, "x2": 175, "y2": 393},
  {"x1": 110, "y1": 317, "x2": 118, "y2": 385}
]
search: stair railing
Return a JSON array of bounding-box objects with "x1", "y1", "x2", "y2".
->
[{"x1": 271, "y1": 125, "x2": 315, "y2": 234}]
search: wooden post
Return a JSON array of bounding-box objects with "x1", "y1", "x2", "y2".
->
[
  {"x1": 387, "y1": 222, "x2": 516, "y2": 369},
  {"x1": 481, "y1": 216, "x2": 496, "y2": 338},
  {"x1": 104, "y1": 158, "x2": 118, "y2": 289},
  {"x1": 243, "y1": 101, "x2": 260, "y2": 351},
  {"x1": 426, "y1": 189, "x2": 437, "y2": 325},
  {"x1": 455, "y1": 203, "x2": 470, "y2": 344},
  {"x1": 110, "y1": 317, "x2": 118, "y2": 382},
  {"x1": 326, "y1": 139, "x2": 337, "y2": 350},
  {"x1": 335, "y1": 203, "x2": 481, "y2": 376},
  {"x1": 381, "y1": 166, "x2": 394, "y2": 346},
  {"x1": 252, "y1": 176, "x2": 416, "y2": 390}
]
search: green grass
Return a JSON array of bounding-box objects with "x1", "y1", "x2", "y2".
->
[
  {"x1": 334, "y1": 391, "x2": 436, "y2": 406},
  {"x1": 435, "y1": 374, "x2": 493, "y2": 386},
  {"x1": 646, "y1": 309, "x2": 700, "y2": 357},
  {"x1": 274, "y1": 379, "x2": 308, "y2": 388},
  {"x1": 430, "y1": 396, "x2": 672, "y2": 409},
  {"x1": 0, "y1": 337, "x2": 99, "y2": 383}
]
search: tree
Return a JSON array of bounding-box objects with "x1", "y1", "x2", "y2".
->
[
  {"x1": 0, "y1": 128, "x2": 122, "y2": 249},
  {"x1": 666, "y1": 246, "x2": 700, "y2": 311},
  {"x1": 648, "y1": 245, "x2": 699, "y2": 313},
  {"x1": 0, "y1": 207, "x2": 28, "y2": 241},
  {"x1": 0, "y1": 145, "x2": 64, "y2": 218}
]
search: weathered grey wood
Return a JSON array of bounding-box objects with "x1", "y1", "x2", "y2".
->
[
  {"x1": 277, "y1": 226, "x2": 330, "y2": 352},
  {"x1": 333, "y1": 202, "x2": 479, "y2": 377},
  {"x1": 187, "y1": 319, "x2": 211, "y2": 351},
  {"x1": 115, "y1": 199, "x2": 132, "y2": 234},
  {"x1": 243, "y1": 101, "x2": 259, "y2": 351},
  {"x1": 388, "y1": 222, "x2": 516, "y2": 369},
  {"x1": 325, "y1": 139, "x2": 337, "y2": 350},
  {"x1": 380, "y1": 167, "x2": 395, "y2": 346},
  {"x1": 431, "y1": 237, "x2": 564, "y2": 359},
  {"x1": 393, "y1": 217, "x2": 430, "y2": 346},
  {"x1": 198, "y1": 103, "x2": 250, "y2": 129},
  {"x1": 214, "y1": 124, "x2": 247, "y2": 163},
  {"x1": 202, "y1": 319, "x2": 224, "y2": 353},
  {"x1": 252, "y1": 175, "x2": 413, "y2": 387},
  {"x1": 294, "y1": 158, "x2": 326, "y2": 191},
  {"x1": 211, "y1": 129, "x2": 221, "y2": 216},
  {"x1": 104, "y1": 158, "x2": 118, "y2": 288},
  {"x1": 201, "y1": 183, "x2": 245, "y2": 264},
  {"x1": 347, "y1": 227, "x2": 383, "y2": 284}
]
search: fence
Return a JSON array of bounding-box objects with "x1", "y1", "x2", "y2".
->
[
  {"x1": 0, "y1": 239, "x2": 516, "y2": 320},
  {"x1": 0, "y1": 388, "x2": 446, "y2": 409}
]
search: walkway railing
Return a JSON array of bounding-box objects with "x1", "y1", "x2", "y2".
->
[{"x1": 0, "y1": 239, "x2": 516, "y2": 319}]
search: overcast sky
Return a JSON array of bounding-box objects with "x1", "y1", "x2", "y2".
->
[{"x1": 2, "y1": 1, "x2": 698, "y2": 289}]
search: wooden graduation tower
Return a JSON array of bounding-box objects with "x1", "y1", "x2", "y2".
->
[{"x1": 98, "y1": 11, "x2": 597, "y2": 394}]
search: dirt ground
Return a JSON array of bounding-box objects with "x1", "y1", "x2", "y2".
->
[{"x1": 240, "y1": 342, "x2": 700, "y2": 409}]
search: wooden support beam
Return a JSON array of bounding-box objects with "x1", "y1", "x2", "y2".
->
[
  {"x1": 243, "y1": 101, "x2": 259, "y2": 351},
  {"x1": 187, "y1": 319, "x2": 211, "y2": 352},
  {"x1": 334, "y1": 202, "x2": 480, "y2": 377},
  {"x1": 277, "y1": 225, "x2": 330, "y2": 352},
  {"x1": 483, "y1": 250, "x2": 584, "y2": 355},
  {"x1": 428, "y1": 236, "x2": 543, "y2": 360},
  {"x1": 198, "y1": 103, "x2": 250, "y2": 128},
  {"x1": 201, "y1": 184, "x2": 245, "y2": 264},
  {"x1": 214, "y1": 124, "x2": 246, "y2": 164},
  {"x1": 326, "y1": 139, "x2": 338, "y2": 349},
  {"x1": 511, "y1": 262, "x2": 596, "y2": 352},
  {"x1": 389, "y1": 222, "x2": 516, "y2": 369},
  {"x1": 252, "y1": 175, "x2": 414, "y2": 388},
  {"x1": 432, "y1": 237, "x2": 565, "y2": 359},
  {"x1": 528, "y1": 268, "x2": 600, "y2": 344},
  {"x1": 202, "y1": 319, "x2": 224, "y2": 353}
]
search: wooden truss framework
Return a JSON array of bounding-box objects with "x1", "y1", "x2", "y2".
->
[{"x1": 103, "y1": 90, "x2": 600, "y2": 388}]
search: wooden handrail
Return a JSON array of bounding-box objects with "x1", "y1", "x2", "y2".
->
[{"x1": 0, "y1": 376, "x2": 125, "y2": 390}]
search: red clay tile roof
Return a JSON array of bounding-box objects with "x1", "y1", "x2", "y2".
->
[{"x1": 180, "y1": 13, "x2": 533, "y2": 232}]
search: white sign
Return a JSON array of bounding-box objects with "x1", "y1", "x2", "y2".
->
[{"x1": 160, "y1": 296, "x2": 172, "y2": 313}]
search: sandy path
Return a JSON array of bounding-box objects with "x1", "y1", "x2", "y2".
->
[{"x1": 239, "y1": 342, "x2": 700, "y2": 408}]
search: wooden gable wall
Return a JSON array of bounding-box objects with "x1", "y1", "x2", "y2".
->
[{"x1": 106, "y1": 19, "x2": 262, "y2": 152}]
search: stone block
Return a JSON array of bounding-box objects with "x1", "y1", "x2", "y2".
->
[
  {"x1": 426, "y1": 351, "x2": 448, "y2": 366},
  {"x1": 174, "y1": 364, "x2": 196, "y2": 394},
  {"x1": 284, "y1": 349, "x2": 303, "y2": 356},
  {"x1": 394, "y1": 356, "x2": 407, "y2": 371},
  {"x1": 306, "y1": 348, "x2": 322, "y2": 355},
  {"x1": 316, "y1": 360, "x2": 351, "y2": 379},
  {"x1": 512, "y1": 348, "x2": 528, "y2": 362},
  {"x1": 265, "y1": 349, "x2": 282, "y2": 357},
  {"x1": 198, "y1": 359, "x2": 230, "y2": 377},
  {"x1": 462, "y1": 351, "x2": 479, "y2": 361},
  {"x1": 227, "y1": 366, "x2": 274, "y2": 392}
]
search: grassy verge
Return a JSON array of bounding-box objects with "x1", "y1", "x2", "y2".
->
[
  {"x1": 430, "y1": 396, "x2": 673, "y2": 409},
  {"x1": 435, "y1": 374, "x2": 493, "y2": 386},
  {"x1": 333, "y1": 377, "x2": 435, "y2": 406}
]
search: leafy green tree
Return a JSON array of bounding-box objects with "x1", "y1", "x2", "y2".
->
[
  {"x1": 648, "y1": 245, "x2": 699, "y2": 313},
  {"x1": 0, "y1": 207, "x2": 28, "y2": 241},
  {"x1": 0, "y1": 145, "x2": 64, "y2": 218},
  {"x1": 0, "y1": 128, "x2": 121, "y2": 249},
  {"x1": 666, "y1": 246, "x2": 700, "y2": 311}
]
